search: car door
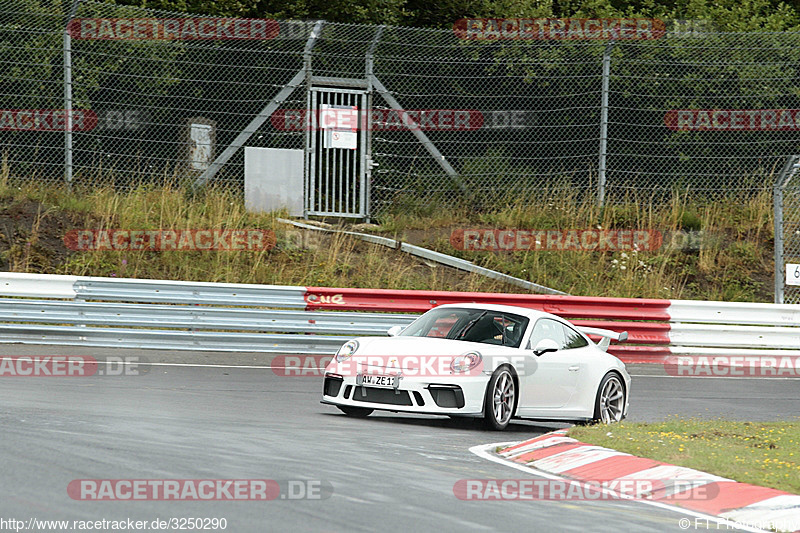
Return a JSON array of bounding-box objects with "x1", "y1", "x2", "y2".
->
[{"x1": 518, "y1": 319, "x2": 591, "y2": 411}]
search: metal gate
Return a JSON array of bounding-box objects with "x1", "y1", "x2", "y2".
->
[{"x1": 305, "y1": 87, "x2": 369, "y2": 218}]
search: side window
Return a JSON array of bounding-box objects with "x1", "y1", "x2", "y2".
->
[
  {"x1": 562, "y1": 324, "x2": 589, "y2": 349},
  {"x1": 459, "y1": 313, "x2": 528, "y2": 347},
  {"x1": 527, "y1": 319, "x2": 566, "y2": 350},
  {"x1": 492, "y1": 315, "x2": 528, "y2": 347}
]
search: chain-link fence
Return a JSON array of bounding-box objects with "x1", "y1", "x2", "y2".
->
[
  {"x1": 1, "y1": 0, "x2": 314, "y2": 188},
  {"x1": 775, "y1": 156, "x2": 800, "y2": 304},
  {"x1": 781, "y1": 188, "x2": 800, "y2": 304},
  {"x1": 2, "y1": 1, "x2": 800, "y2": 212}
]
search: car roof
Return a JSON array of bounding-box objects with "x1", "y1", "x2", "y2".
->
[{"x1": 432, "y1": 302, "x2": 555, "y2": 320}]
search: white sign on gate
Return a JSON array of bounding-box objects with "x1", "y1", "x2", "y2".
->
[
  {"x1": 320, "y1": 104, "x2": 358, "y2": 150},
  {"x1": 326, "y1": 130, "x2": 358, "y2": 149},
  {"x1": 787, "y1": 263, "x2": 800, "y2": 286}
]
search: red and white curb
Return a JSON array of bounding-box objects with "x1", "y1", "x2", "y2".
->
[{"x1": 471, "y1": 430, "x2": 800, "y2": 533}]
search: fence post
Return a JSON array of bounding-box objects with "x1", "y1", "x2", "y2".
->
[
  {"x1": 64, "y1": 0, "x2": 81, "y2": 188},
  {"x1": 194, "y1": 20, "x2": 324, "y2": 190},
  {"x1": 302, "y1": 20, "x2": 325, "y2": 218},
  {"x1": 773, "y1": 155, "x2": 800, "y2": 303},
  {"x1": 598, "y1": 41, "x2": 614, "y2": 207},
  {"x1": 775, "y1": 179, "x2": 784, "y2": 304},
  {"x1": 363, "y1": 26, "x2": 384, "y2": 222}
]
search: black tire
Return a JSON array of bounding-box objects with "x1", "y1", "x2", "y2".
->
[
  {"x1": 337, "y1": 406, "x2": 373, "y2": 418},
  {"x1": 592, "y1": 372, "x2": 626, "y2": 424},
  {"x1": 482, "y1": 367, "x2": 516, "y2": 430}
]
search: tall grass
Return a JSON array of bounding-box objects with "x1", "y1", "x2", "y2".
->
[
  {"x1": 0, "y1": 179, "x2": 777, "y2": 301},
  {"x1": 376, "y1": 188, "x2": 775, "y2": 301}
]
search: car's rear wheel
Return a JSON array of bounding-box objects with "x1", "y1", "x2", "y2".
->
[
  {"x1": 593, "y1": 373, "x2": 625, "y2": 424},
  {"x1": 483, "y1": 367, "x2": 515, "y2": 430},
  {"x1": 337, "y1": 406, "x2": 373, "y2": 418}
]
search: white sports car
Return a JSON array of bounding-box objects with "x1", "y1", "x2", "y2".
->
[{"x1": 321, "y1": 303, "x2": 630, "y2": 430}]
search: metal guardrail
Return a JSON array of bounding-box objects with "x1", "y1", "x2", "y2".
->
[
  {"x1": 0, "y1": 299, "x2": 416, "y2": 334},
  {"x1": 75, "y1": 279, "x2": 311, "y2": 307},
  {"x1": 0, "y1": 273, "x2": 797, "y2": 361},
  {"x1": 0, "y1": 324, "x2": 347, "y2": 353},
  {"x1": 0, "y1": 273, "x2": 415, "y2": 353},
  {"x1": 668, "y1": 300, "x2": 800, "y2": 326}
]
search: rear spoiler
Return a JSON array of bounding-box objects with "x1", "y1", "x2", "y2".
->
[{"x1": 577, "y1": 326, "x2": 628, "y2": 352}]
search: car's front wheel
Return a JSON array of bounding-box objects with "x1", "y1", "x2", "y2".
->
[
  {"x1": 593, "y1": 373, "x2": 625, "y2": 424},
  {"x1": 337, "y1": 406, "x2": 373, "y2": 418},
  {"x1": 483, "y1": 367, "x2": 516, "y2": 430}
]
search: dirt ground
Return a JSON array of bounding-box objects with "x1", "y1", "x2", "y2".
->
[{"x1": 0, "y1": 197, "x2": 83, "y2": 273}]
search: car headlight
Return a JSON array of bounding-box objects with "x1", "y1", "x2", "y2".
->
[
  {"x1": 450, "y1": 351, "x2": 482, "y2": 373},
  {"x1": 336, "y1": 340, "x2": 359, "y2": 362}
]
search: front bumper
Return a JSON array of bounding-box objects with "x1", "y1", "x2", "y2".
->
[{"x1": 322, "y1": 372, "x2": 487, "y2": 416}]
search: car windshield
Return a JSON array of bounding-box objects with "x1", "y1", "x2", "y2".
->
[{"x1": 399, "y1": 307, "x2": 530, "y2": 348}]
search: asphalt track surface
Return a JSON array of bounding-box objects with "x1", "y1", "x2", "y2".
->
[{"x1": 1, "y1": 346, "x2": 798, "y2": 533}]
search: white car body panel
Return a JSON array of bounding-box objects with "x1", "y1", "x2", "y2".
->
[{"x1": 322, "y1": 303, "x2": 631, "y2": 423}]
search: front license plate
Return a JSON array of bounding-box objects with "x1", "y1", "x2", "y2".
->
[{"x1": 360, "y1": 374, "x2": 396, "y2": 388}]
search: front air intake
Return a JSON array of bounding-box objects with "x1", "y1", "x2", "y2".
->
[
  {"x1": 428, "y1": 385, "x2": 465, "y2": 408},
  {"x1": 323, "y1": 374, "x2": 343, "y2": 397}
]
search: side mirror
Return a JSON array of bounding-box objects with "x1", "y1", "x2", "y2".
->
[
  {"x1": 387, "y1": 325, "x2": 404, "y2": 337},
  {"x1": 533, "y1": 338, "x2": 559, "y2": 356}
]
